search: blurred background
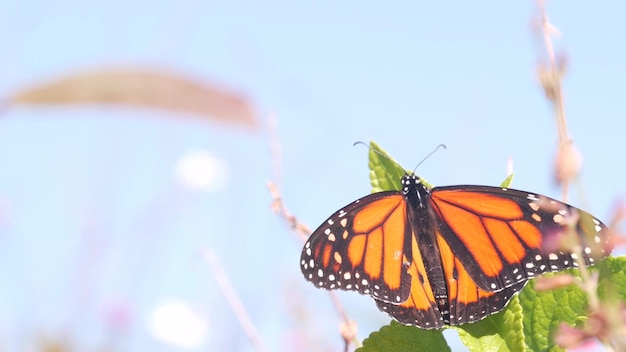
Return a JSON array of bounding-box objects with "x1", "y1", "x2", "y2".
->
[{"x1": 1, "y1": 1, "x2": 624, "y2": 351}]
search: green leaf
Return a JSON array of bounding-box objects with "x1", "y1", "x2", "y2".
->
[
  {"x1": 597, "y1": 256, "x2": 626, "y2": 301},
  {"x1": 367, "y1": 141, "x2": 407, "y2": 192},
  {"x1": 500, "y1": 174, "x2": 515, "y2": 188},
  {"x1": 367, "y1": 141, "x2": 434, "y2": 192},
  {"x1": 456, "y1": 295, "x2": 526, "y2": 352},
  {"x1": 358, "y1": 321, "x2": 451, "y2": 352},
  {"x1": 520, "y1": 256, "x2": 626, "y2": 351},
  {"x1": 520, "y1": 273, "x2": 587, "y2": 351}
]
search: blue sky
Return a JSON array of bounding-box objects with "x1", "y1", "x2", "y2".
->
[{"x1": 1, "y1": 1, "x2": 625, "y2": 351}]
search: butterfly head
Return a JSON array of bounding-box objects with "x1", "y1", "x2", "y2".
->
[
  {"x1": 402, "y1": 174, "x2": 430, "y2": 208},
  {"x1": 401, "y1": 173, "x2": 420, "y2": 188}
]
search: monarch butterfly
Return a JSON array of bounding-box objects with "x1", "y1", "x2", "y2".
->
[{"x1": 300, "y1": 158, "x2": 610, "y2": 329}]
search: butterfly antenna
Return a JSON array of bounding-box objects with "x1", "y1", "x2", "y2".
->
[
  {"x1": 352, "y1": 141, "x2": 406, "y2": 170},
  {"x1": 412, "y1": 144, "x2": 446, "y2": 174}
]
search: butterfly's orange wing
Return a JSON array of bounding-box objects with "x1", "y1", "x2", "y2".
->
[
  {"x1": 376, "y1": 229, "x2": 526, "y2": 328},
  {"x1": 429, "y1": 186, "x2": 610, "y2": 292},
  {"x1": 374, "y1": 228, "x2": 442, "y2": 328},
  {"x1": 301, "y1": 192, "x2": 414, "y2": 304}
]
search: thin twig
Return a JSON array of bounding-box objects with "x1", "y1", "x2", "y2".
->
[
  {"x1": 202, "y1": 248, "x2": 271, "y2": 352},
  {"x1": 266, "y1": 117, "x2": 358, "y2": 351},
  {"x1": 267, "y1": 180, "x2": 311, "y2": 242},
  {"x1": 267, "y1": 180, "x2": 359, "y2": 351},
  {"x1": 329, "y1": 292, "x2": 359, "y2": 351},
  {"x1": 537, "y1": 0, "x2": 590, "y2": 275},
  {"x1": 265, "y1": 115, "x2": 311, "y2": 243},
  {"x1": 537, "y1": 0, "x2": 577, "y2": 201},
  {"x1": 537, "y1": 0, "x2": 568, "y2": 143}
]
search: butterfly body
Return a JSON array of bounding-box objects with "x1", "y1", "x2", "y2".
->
[{"x1": 301, "y1": 174, "x2": 609, "y2": 329}]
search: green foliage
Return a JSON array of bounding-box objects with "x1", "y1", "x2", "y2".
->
[
  {"x1": 519, "y1": 273, "x2": 587, "y2": 351},
  {"x1": 367, "y1": 141, "x2": 407, "y2": 192},
  {"x1": 519, "y1": 256, "x2": 626, "y2": 351},
  {"x1": 360, "y1": 142, "x2": 625, "y2": 351},
  {"x1": 500, "y1": 174, "x2": 514, "y2": 188},
  {"x1": 367, "y1": 141, "x2": 434, "y2": 192},
  {"x1": 456, "y1": 296, "x2": 525, "y2": 352},
  {"x1": 597, "y1": 256, "x2": 626, "y2": 302},
  {"x1": 358, "y1": 321, "x2": 451, "y2": 352}
]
